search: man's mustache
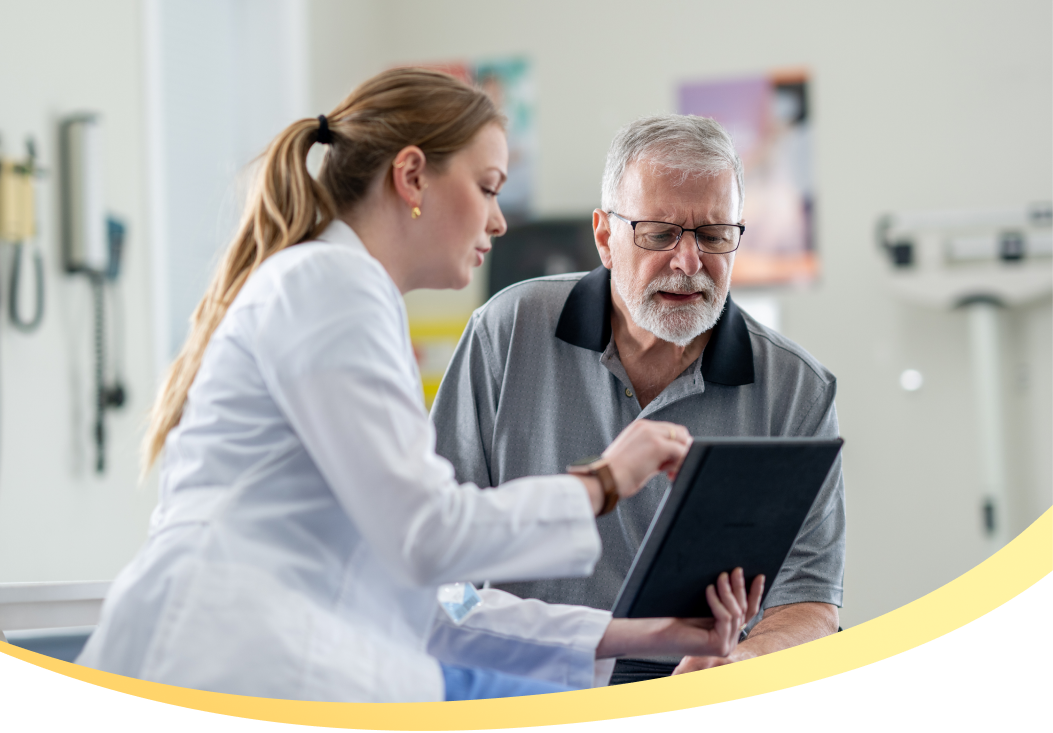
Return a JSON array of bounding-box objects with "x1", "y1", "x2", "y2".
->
[{"x1": 645, "y1": 273, "x2": 714, "y2": 298}]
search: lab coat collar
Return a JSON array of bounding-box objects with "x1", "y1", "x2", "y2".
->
[
  {"x1": 317, "y1": 218, "x2": 367, "y2": 251},
  {"x1": 314, "y1": 218, "x2": 407, "y2": 298}
]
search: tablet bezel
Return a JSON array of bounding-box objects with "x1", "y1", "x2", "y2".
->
[{"x1": 611, "y1": 437, "x2": 843, "y2": 619}]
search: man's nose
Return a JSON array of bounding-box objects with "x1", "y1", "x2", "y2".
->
[{"x1": 669, "y1": 235, "x2": 702, "y2": 276}]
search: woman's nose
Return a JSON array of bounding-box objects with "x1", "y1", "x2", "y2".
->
[{"x1": 488, "y1": 202, "x2": 508, "y2": 238}]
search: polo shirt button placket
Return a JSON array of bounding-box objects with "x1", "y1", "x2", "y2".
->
[{"x1": 625, "y1": 388, "x2": 633, "y2": 398}]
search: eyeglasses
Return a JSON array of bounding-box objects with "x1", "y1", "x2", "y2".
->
[{"x1": 607, "y1": 211, "x2": 745, "y2": 254}]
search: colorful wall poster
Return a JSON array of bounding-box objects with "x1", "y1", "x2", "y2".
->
[
  {"x1": 398, "y1": 57, "x2": 536, "y2": 405},
  {"x1": 400, "y1": 57, "x2": 535, "y2": 218},
  {"x1": 679, "y1": 71, "x2": 817, "y2": 287},
  {"x1": 474, "y1": 57, "x2": 535, "y2": 219}
]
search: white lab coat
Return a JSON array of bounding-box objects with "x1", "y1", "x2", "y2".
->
[{"x1": 77, "y1": 220, "x2": 615, "y2": 701}]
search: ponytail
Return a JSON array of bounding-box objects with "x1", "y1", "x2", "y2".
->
[{"x1": 142, "y1": 68, "x2": 501, "y2": 471}]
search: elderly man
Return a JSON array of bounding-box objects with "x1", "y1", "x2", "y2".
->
[{"x1": 431, "y1": 115, "x2": 844, "y2": 684}]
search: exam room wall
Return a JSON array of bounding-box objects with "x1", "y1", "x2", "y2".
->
[
  {"x1": 0, "y1": 0, "x2": 158, "y2": 581},
  {"x1": 306, "y1": 0, "x2": 1053, "y2": 628}
]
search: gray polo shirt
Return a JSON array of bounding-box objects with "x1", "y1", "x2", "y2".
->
[{"x1": 432, "y1": 267, "x2": 845, "y2": 620}]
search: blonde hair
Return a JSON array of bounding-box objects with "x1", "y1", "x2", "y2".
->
[{"x1": 143, "y1": 68, "x2": 501, "y2": 471}]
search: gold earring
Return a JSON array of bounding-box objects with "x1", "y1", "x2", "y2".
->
[
  {"x1": 411, "y1": 206, "x2": 422, "y2": 219},
  {"x1": 394, "y1": 161, "x2": 406, "y2": 169}
]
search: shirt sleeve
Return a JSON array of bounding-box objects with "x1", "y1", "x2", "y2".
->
[
  {"x1": 763, "y1": 381, "x2": 847, "y2": 612},
  {"x1": 427, "y1": 588, "x2": 615, "y2": 690},
  {"x1": 430, "y1": 310, "x2": 499, "y2": 488},
  {"x1": 251, "y1": 250, "x2": 602, "y2": 587}
]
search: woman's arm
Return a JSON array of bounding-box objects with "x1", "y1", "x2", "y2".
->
[
  {"x1": 255, "y1": 254, "x2": 599, "y2": 585},
  {"x1": 255, "y1": 251, "x2": 691, "y2": 587},
  {"x1": 427, "y1": 589, "x2": 613, "y2": 690},
  {"x1": 426, "y1": 570, "x2": 762, "y2": 689},
  {"x1": 597, "y1": 569, "x2": 764, "y2": 660}
]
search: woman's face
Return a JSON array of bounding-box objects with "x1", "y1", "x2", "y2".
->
[{"x1": 419, "y1": 123, "x2": 508, "y2": 290}]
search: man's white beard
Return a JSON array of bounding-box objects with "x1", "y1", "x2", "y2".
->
[{"x1": 612, "y1": 266, "x2": 727, "y2": 347}]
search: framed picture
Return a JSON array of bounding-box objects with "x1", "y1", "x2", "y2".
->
[{"x1": 680, "y1": 71, "x2": 817, "y2": 287}]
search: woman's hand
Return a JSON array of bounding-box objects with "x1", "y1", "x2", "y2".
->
[
  {"x1": 602, "y1": 419, "x2": 692, "y2": 501},
  {"x1": 596, "y1": 568, "x2": 764, "y2": 660},
  {"x1": 646, "y1": 570, "x2": 765, "y2": 659}
]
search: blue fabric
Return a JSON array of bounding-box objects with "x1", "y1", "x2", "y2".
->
[{"x1": 441, "y1": 663, "x2": 575, "y2": 700}]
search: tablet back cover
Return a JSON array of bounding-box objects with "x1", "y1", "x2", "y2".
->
[{"x1": 612, "y1": 438, "x2": 842, "y2": 618}]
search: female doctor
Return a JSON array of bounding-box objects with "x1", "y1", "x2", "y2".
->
[{"x1": 77, "y1": 68, "x2": 763, "y2": 702}]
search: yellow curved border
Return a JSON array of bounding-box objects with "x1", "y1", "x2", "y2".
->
[{"x1": 3, "y1": 508, "x2": 1050, "y2": 730}]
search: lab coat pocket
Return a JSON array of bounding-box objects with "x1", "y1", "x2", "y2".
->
[{"x1": 139, "y1": 560, "x2": 317, "y2": 700}]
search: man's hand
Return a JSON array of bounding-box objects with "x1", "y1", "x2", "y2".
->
[
  {"x1": 673, "y1": 647, "x2": 755, "y2": 673},
  {"x1": 671, "y1": 601, "x2": 839, "y2": 675}
]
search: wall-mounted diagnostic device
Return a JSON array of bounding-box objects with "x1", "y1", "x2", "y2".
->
[
  {"x1": 59, "y1": 114, "x2": 127, "y2": 473},
  {"x1": 876, "y1": 203, "x2": 1052, "y2": 307},
  {"x1": 0, "y1": 137, "x2": 46, "y2": 331},
  {"x1": 60, "y1": 115, "x2": 124, "y2": 278},
  {"x1": 876, "y1": 203, "x2": 1053, "y2": 546}
]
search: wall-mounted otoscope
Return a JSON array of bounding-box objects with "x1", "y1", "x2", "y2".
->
[
  {"x1": 59, "y1": 114, "x2": 127, "y2": 474},
  {"x1": 0, "y1": 136, "x2": 46, "y2": 331}
]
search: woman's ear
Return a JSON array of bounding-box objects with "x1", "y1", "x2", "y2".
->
[{"x1": 391, "y1": 146, "x2": 428, "y2": 208}]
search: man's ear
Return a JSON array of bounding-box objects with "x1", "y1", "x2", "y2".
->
[
  {"x1": 593, "y1": 209, "x2": 613, "y2": 269},
  {"x1": 391, "y1": 145, "x2": 428, "y2": 208}
]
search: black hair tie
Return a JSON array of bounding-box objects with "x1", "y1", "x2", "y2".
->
[{"x1": 316, "y1": 115, "x2": 332, "y2": 145}]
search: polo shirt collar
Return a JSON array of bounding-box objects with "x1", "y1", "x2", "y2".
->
[{"x1": 554, "y1": 266, "x2": 755, "y2": 386}]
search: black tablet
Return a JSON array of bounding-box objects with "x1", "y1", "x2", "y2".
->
[{"x1": 611, "y1": 437, "x2": 843, "y2": 619}]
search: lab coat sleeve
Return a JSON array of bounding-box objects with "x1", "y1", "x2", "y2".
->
[
  {"x1": 252, "y1": 248, "x2": 602, "y2": 587},
  {"x1": 427, "y1": 589, "x2": 615, "y2": 689}
]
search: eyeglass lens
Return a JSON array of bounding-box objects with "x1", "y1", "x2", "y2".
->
[{"x1": 634, "y1": 221, "x2": 740, "y2": 253}]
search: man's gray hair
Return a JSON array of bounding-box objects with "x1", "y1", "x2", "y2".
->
[{"x1": 600, "y1": 114, "x2": 744, "y2": 217}]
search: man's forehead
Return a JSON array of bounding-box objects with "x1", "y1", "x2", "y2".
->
[
  {"x1": 619, "y1": 160, "x2": 738, "y2": 217},
  {"x1": 624, "y1": 158, "x2": 732, "y2": 188}
]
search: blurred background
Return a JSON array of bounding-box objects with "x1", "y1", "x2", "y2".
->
[{"x1": 0, "y1": 0, "x2": 1049, "y2": 640}]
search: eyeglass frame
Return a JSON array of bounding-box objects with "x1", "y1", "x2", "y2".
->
[{"x1": 606, "y1": 211, "x2": 745, "y2": 254}]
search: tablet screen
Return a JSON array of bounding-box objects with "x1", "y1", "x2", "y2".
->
[{"x1": 612, "y1": 437, "x2": 843, "y2": 618}]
